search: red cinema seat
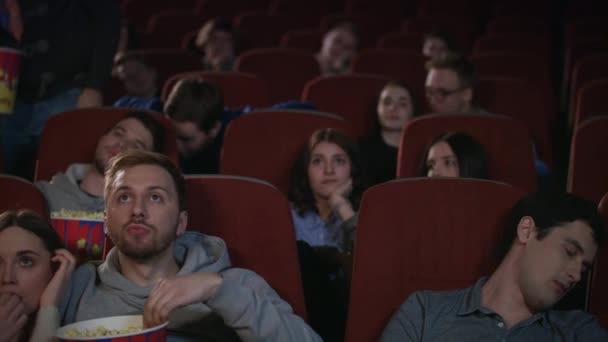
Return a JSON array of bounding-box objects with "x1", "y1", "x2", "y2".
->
[
  {"x1": 351, "y1": 49, "x2": 427, "y2": 110},
  {"x1": 185, "y1": 175, "x2": 307, "y2": 320},
  {"x1": 235, "y1": 48, "x2": 321, "y2": 103},
  {"x1": 568, "y1": 117, "x2": 608, "y2": 204},
  {"x1": 0, "y1": 175, "x2": 49, "y2": 219},
  {"x1": 396, "y1": 114, "x2": 537, "y2": 192},
  {"x1": 220, "y1": 110, "x2": 354, "y2": 194},
  {"x1": 475, "y1": 77, "x2": 554, "y2": 168},
  {"x1": 36, "y1": 108, "x2": 178, "y2": 181},
  {"x1": 573, "y1": 78, "x2": 608, "y2": 127},
  {"x1": 345, "y1": 177, "x2": 526, "y2": 342},
  {"x1": 162, "y1": 71, "x2": 271, "y2": 108},
  {"x1": 301, "y1": 74, "x2": 391, "y2": 139}
]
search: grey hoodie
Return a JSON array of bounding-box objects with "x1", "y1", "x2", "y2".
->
[
  {"x1": 60, "y1": 232, "x2": 321, "y2": 342},
  {"x1": 36, "y1": 164, "x2": 104, "y2": 214}
]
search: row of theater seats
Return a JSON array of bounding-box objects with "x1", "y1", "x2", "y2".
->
[
  {"x1": 106, "y1": 45, "x2": 608, "y2": 137},
  {"x1": 123, "y1": 0, "x2": 607, "y2": 49},
  {"x1": 20, "y1": 107, "x2": 608, "y2": 204},
  {"x1": 2, "y1": 174, "x2": 608, "y2": 339}
]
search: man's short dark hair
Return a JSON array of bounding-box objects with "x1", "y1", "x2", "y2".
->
[
  {"x1": 123, "y1": 111, "x2": 166, "y2": 153},
  {"x1": 423, "y1": 28, "x2": 460, "y2": 54},
  {"x1": 425, "y1": 54, "x2": 477, "y2": 89},
  {"x1": 164, "y1": 78, "x2": 224, "y2": 133},
  {"x1": 114, "y1": 51, "x2": 154, "y2": 70},
  {"x1": 499, "y1": 193, "x2": 606, "y2": 259}
]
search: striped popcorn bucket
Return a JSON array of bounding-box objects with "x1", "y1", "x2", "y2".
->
[
  {"x1": 0, "y1": 47, "x2": 21, "y2": 115},
  {"x1": 56, "y1": 315, "x2": 168, "y2": 342}
]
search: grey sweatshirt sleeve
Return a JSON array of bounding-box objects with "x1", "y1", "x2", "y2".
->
[
  {"x1": 379, "y1": 292, "x2": 425, "y2": 342},
  {"x1": 206, "y1": 268, "x2": 322, "y2": 342},
  {"x1": 30, "y1": 306, "x2": 60, "y2": 342}
]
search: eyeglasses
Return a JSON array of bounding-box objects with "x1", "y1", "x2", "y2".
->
[{"x1": 425, "y1": 86, "x2": 467, "y2": 100}]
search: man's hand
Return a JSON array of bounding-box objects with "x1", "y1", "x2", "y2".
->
[
  {"x1": 143, "y1": 272, "x2": 223, "y2": 328},
  {"x1": 0, "y1": 293, "x2": 27, "y2": 342},
  {"x1": 76, "y1": 88, "x2": 103, "y2": 108},
  {"x1": 39, "y1": 249, "x2": 76, "y2": 308}
]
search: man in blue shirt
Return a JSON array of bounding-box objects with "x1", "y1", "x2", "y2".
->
[{"x1": 381, "y1": 193, "x2": 608, "y2": 341}]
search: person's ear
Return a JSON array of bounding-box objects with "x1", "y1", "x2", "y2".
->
[
  {"x1": 176, "y1": 210, "x2": 188, "y2": 236},
  {"x1": 516, "y1": 216, "x2": 536, "y2": 244}
]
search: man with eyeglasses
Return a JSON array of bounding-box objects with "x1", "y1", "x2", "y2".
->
[{"x1": 424, "y1": 55, "x2": 488, "y2": 116}]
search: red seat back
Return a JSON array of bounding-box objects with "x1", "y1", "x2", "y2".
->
[
  {"x1": 220, "y1": 110, "x2": 354, "y2": 194},
  {"x1": 397, "y1": 114, "x2": 537, "y2": 192},
  {"x1": 0, "y1": 175, "x2": 49, "y2": 219},
  {"x1": 377, "y1": 32, "x2": 423, "y2": 51},
  {"x1": 234, "y1": 11, "x2": 295, "y2": 49},
  {"x1": 301, "y1": 74, "x2": 391, "y2": 139},
  {"x1": 574, "y1": 78, "x2": 608, "y2": 127},
  {"x1": 162, "y1": 71, "x2": 271, "y2": 108},
  {"x1": 346, "y1": 177, "x2": 526, "y2": 342},
  {"x1": 36, "y1": 108, "x2": 178, "y2": 181},
  {"x1": 568, "y1": 117, "x2": 608, "y2": 204},
  {"x1": 279, "y1": 29, "x2": 323, "y2": 53},
  {"x1": 475, "y1": 78, "x2": 554, "y2": 167},
  {"x1": 351, "y1": 49, "x2": 427, "y2": 111},
  {"x1": 235, "y1": 48, "x2": 320, "y2": 103},
  {"x1": 471, "y1": 52, "x2": 552, "y2": 85},
  {"x1": 570, "y1": 53, "x2": 608, "y2": 116},
  {"x1": 185, "y1": 175, "x2": 307, "y2": 319}
]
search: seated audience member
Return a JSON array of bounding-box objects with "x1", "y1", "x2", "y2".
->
[
  {"x1": 359, "y1": 81, "x2": 416, "y2": 186},
  {"x1": 380, "y1": 192, "x2": 608, "y2": 341},
  {"x1": 422, "y1": 28, "x2": 460, "y2": 61},
  {"x1": 59, "y1": 150, "x2": 322, "y2": 341},
  {"x1": 289, "y1": 128, "x2": 364, "y2": 252},
  {"x1": 36, "y1": 111, "x2": 165, "y2": 217},
  {"x1": 193, "y1": 18, "x2": 238, "y2": 72},
  {"x1": 0, "y1": 209, "x2": 75, "y2": 342},
  {"x1": 425, "y1": 54, "x2": 487, "y2": 116},
  {"x1": 164, "y1": 78, "x2": 225, "y2": 174},
  {"x1": 112, "y1": 52, "x2": 163, "y2": 112},
  {"x1": 421, "y1": 132, "x2": 489, "y2": 179},
  {"x1": 316, "y1": 22, "x2": 359, "y2": 76},
  {"x1": 289, "y1": 128, "x2": 365, "y2": 341}
]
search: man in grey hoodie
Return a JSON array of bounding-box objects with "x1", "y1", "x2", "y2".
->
[
  {"x1": 59, "y1": 150, "x2": 322, "y2": 342},
  {"x1": 36, "y1": 111, "x2": 165, "y2": 218}
]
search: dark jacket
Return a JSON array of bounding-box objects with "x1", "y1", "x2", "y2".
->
[{"x1": 17, "y1": 0, "x2": 120, "y2": 101}]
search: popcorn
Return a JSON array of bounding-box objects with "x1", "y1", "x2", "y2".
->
[{"x1": 64, "y1": 325, "x2": 141, "y2": 337}]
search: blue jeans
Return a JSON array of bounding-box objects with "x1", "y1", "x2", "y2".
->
[{"x1": 1, "y1": 88, "x2": 81, "y2": 175}]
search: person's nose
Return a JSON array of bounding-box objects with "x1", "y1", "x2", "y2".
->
[
  {"x1": 567, "y1": 260, "x2": 584, "y2": 284},
  {"x1": 428, "y1": 165, "x2": 443, "y2": 177},
  {"x1": 323, "y1": 161, "x2": 334, "y2": 175},
  {"x1": 1, "y1": 264, "x2": 16, "y2": 285},
  {"x1": 131, "y1": 195, "x2": 147, "y2": 221}
]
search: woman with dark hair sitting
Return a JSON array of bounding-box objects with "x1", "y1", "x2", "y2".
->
[
  {"x1": 359, "y1": 81, "x2": 416, "y2": 186},
  {"x1": 0, "y1": 209, "x2": 75, "y2": 342},
  {"x1": 421, "y1": 132, "x2": 489, "y2": 179},
  {"x1": 288, "y1": 128, "x2": 365, "y2": 341}
]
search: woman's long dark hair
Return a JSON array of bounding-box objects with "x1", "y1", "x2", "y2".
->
[
  {"x1": 419, "y1": 132, "x2": 489, "y2": 179},
  {"x1": 0, "y1": 209, "x2": 65, "y2": 341},
  {"x1": 289, "y1": 128, "x2": 365, "y2": 216}
]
